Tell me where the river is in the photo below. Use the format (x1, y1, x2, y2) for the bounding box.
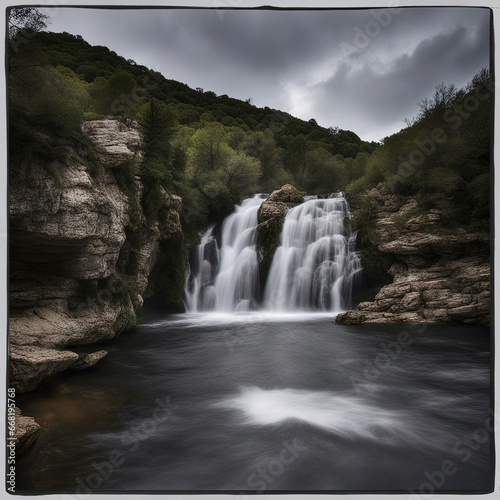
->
(16, 312, 491, 493)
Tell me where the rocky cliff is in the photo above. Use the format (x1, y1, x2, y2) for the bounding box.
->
(9, 119, 183, 394)
(336, 184, 490, 326)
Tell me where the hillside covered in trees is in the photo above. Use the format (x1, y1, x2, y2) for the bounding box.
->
(9, 27, 491, 280)
(9, 30, 380, 240)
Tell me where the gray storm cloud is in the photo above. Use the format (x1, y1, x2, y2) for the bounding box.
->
(46, 6, 490, 142)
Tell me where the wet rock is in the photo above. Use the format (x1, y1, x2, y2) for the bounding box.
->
(257, 184, 304, 284)
(258, 184, 304, 223)
(13, 407, 40, 455)
(68, 350, 108, 371)
(265, 183, 304, 205)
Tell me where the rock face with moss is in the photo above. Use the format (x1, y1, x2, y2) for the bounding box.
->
(336, 184, 490, 326)
(9, 119, 183, 393)
(256, 184, 304, 285)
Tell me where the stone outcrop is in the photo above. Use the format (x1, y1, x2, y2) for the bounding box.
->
(68, 350, 108, 371)
(258, 183, 304, 222)
(257, 184, 304, 285)
(336, 184, 490, 326)
(13, 407, 40, 456)
(9, 119, 183, 393)
(81, 119, 142, 167)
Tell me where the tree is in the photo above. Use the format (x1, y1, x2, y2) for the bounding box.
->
(11, 66, 84, 135)
(137, 98, 178, 187)
(137, 98, 177, 160)
(171, 144, 187, 191)
(8, 7, 49, 38)
(245, 130, 281, 190)
(417, 82, 458, 121)
(76, 64, 100, 83)
(106, 70, 138, 117)
(351, 152, 369, 181)
(220, 150, 261, 198)
(189, 122, 231, 177)
(9, 65, 86, 164)
(56, 65, 92, 112)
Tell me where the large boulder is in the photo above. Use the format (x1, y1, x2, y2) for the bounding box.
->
(256, 185, 304, 286)
(257, 184, 304, 223)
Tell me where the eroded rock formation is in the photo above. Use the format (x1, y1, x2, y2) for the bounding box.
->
(9, 119, 182, 393)
(336, 185, 490, 326)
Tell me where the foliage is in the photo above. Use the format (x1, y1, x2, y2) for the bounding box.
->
(9, 60, 88, 167)
(150, 233, 188, 312)
(113, 159, 142, 230)
(347, 68, 491, 226)
(8, 7, 48, 38)
(11, 31, 376, 183)
(138, 99, 176, 156)
(8, 29, 490, 310)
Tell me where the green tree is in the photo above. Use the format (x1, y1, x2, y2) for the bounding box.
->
(221, 150, 261, 198)
(304, 147, 348, 193)
(137, 98, 179, 188)
(10, 66, 84, 138)
(56, 65, 92, 112)
(138, 98, 177, 161)
(351, 152, 369, 181)
(107, 70, 139, 118)
(76, 64, 100, 83)
(188, 122, 231, 178)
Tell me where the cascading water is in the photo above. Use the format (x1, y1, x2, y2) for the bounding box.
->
(184, 194, 266, 312)
(263, 195, 362, 312)
(185, 192, 361, 313)
(183, 225, 219, 312)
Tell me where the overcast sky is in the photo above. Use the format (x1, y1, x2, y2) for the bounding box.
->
(44, 6, 490, 142)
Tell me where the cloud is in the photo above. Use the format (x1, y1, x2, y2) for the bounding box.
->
(46, 6, 491, 142)
(304, 11, 490, 140)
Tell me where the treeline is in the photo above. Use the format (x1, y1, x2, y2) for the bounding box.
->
(9, 28, 490, 247)
(345, 68, 491, 296)
(9, 30, 379, 242)
(347, 68, 491, 226)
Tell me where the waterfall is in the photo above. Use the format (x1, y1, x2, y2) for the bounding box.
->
(185, 193, 361, 313)
(184, 225, 219, 312)
(184, 194, 266, 312)
(263, 196, 362, 312)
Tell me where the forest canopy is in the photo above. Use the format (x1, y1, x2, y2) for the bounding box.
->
(9, 27, 490, 241)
